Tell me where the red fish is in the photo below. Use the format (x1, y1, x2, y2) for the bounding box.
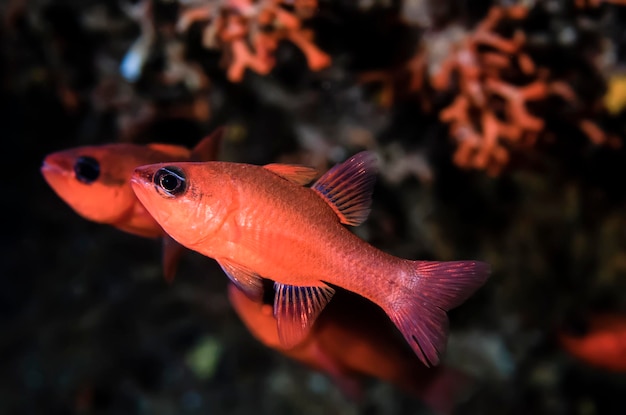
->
(559, 313, 626, 372)
(228, 283, 472, 414)
(130, 152, 490, 366)
(41, 128, 223, 280)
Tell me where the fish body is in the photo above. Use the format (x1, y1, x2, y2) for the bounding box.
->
(165, 162, 397, 295)
(228, 283, 472, 414)
(559, 313, 626, 372)
(131, 152, 490, 366)
(41, 128, 223, 278)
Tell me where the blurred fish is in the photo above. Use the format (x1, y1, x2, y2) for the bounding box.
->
(130, 151, 490, 366)
(228, 283, 473, 414)
(41, 128, 224, 280)
(559, 313, 626, 372)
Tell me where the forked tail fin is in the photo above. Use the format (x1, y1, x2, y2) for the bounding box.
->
(387, 261, 490, 367)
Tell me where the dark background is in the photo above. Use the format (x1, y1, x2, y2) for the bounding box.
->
(3, 0, 626, 414)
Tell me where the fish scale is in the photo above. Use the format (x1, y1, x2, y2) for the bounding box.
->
(232, 179, 389, 296)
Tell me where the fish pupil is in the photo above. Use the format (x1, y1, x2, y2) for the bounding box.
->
(74, 156, 100, 184)
(161, 175, 179, 191)
(154, 166, 186, 197)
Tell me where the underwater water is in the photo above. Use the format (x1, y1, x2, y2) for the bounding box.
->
(3, 1, 626, 414)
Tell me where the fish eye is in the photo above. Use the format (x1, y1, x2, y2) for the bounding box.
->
(154, 166, 187, 197)
(74, 156, 100, 184)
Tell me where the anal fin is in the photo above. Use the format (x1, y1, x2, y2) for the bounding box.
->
(217, 259, 264, 301)
(274, 282, 335, 349)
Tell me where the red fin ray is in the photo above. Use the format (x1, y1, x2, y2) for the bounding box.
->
(274, 282, 335, 349)
(413, 261, 492, 309)
(217, 259, 264, 301)
(263, 164, 319, 185)
(312, 151, 379, 226)
(387, 261, 490, 367)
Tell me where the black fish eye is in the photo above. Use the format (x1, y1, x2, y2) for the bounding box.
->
(74, 156, 100, 184)
(154, 166, 186, 197)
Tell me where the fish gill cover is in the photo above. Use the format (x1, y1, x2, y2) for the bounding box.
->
(4, 0, 626, 414)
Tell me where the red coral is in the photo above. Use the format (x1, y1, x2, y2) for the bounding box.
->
(381, 4, 621, 175)
(178, 0, 330, 82)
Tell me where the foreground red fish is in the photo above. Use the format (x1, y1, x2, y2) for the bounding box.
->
(41, 129, 223, 279)
(130, 152, 490, 366)
(228, 283, 472, 414)
(559, 313, 626, 372)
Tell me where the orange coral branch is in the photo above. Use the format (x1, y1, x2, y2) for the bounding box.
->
(228, 38, 272, 82)
(177, 0, 329, 81)
(286, 29, 331, 71)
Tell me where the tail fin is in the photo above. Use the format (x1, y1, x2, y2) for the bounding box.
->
(387, 261, 490, 367)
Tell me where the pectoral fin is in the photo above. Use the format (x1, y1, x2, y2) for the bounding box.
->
(162, 235, 186, 282)
(217, 259, 264, 300)
(274, 282, 335, 349)
(312, 151, 378, 226)
(264, 164, 319, 185)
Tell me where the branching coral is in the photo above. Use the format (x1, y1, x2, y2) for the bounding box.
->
(176, 0, 330, 82)
(433, 5, 621, 175)
(363, 5, 622, 176)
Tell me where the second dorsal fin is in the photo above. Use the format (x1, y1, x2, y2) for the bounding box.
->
(311, 151, 379, 226)
(264, 164, 319, 185)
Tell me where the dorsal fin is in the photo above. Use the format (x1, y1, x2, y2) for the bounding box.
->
(191, 127, 224, 162)
(264, 164, 319, 185)
(311, 151, 379, 226)
(147, 143, 191, 158)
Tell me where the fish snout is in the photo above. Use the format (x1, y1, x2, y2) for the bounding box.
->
(132, 165, 160, 187)
(130, 165, 159, 198)
(41, 153, 72, 177)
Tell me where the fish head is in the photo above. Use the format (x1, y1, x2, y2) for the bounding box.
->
(41, 144, 139, 224)
(130, 162, 235, 248)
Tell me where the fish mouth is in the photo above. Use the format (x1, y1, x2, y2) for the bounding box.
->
(40, 155, 72, 177)
(130, 165, 155, 186)
(130, 166, 158, 198)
